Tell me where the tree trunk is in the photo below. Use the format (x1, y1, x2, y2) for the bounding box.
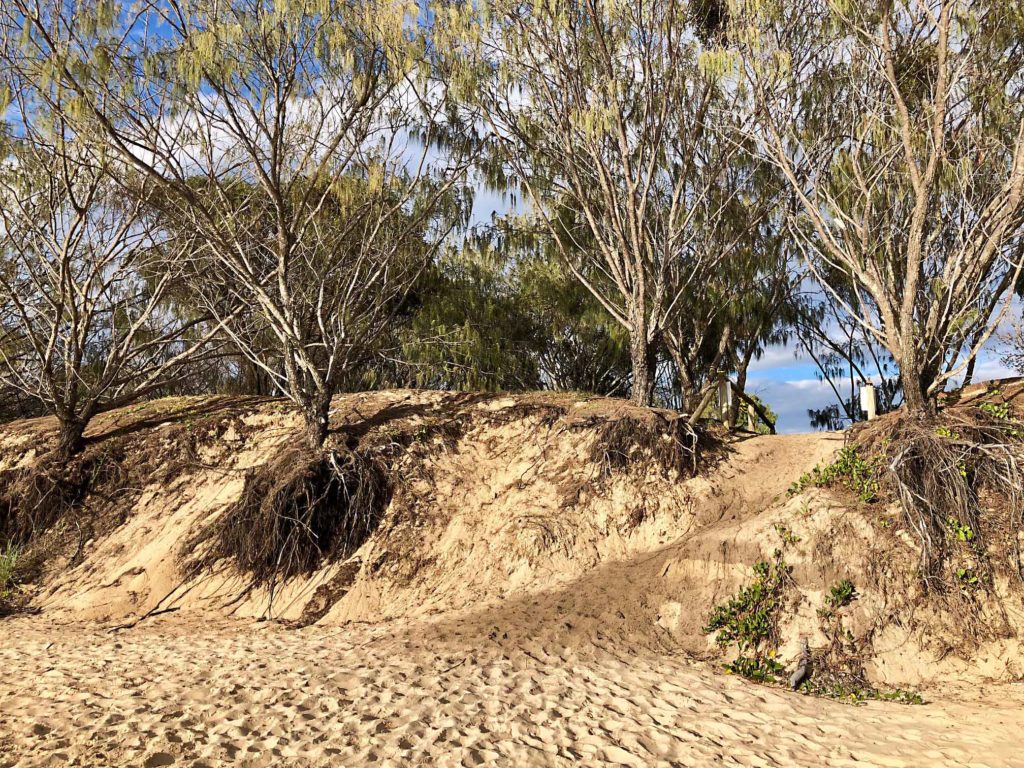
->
(666, 345, 699, 414)
(56, 418, 87, 461)
(629, 331, 656, 407)
(901, 378, 934, 416)
(962, 354, 978, 389)
(301, 393, 331, 451)
(678, 373, 701, 415)
(899, 346, 937, 417)
(729, 355, 753, 427)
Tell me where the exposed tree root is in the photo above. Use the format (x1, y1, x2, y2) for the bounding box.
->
(854, 409, 1024, 591)
(585, 413, 710, 478)
(0, 456, 92, 549)
(184, 446, 392, 587)
(0, 410, 236, 598)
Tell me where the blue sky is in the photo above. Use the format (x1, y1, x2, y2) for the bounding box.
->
(746, 344, 1019, 434)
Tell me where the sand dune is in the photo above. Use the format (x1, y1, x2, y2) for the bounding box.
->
(3, 392, 1024, 766)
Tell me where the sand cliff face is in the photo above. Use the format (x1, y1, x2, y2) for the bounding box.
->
(3, 390, 1024, 690)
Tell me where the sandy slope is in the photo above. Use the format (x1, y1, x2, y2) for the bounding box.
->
(2, 612, 1023, 768)
(3, 392, 1024, 766)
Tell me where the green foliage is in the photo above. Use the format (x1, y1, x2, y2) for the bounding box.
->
(979, 400, 1011, 420)
(394, 254, 542, 392)
(945, 517, 975, 543)
(817, 578, 856, 635)
(737, 393, 780, 435)
(817, 577, 856, 632)
(705, 551, 791, 683)
(387, 242, 631, 396)
(725, 655, 786, 683)
(514, 255, 631, 395)
(799, 678, 923, 706)
(788, 446, 880, 503)
(0, 542, 19, 602)
(976, 394, 1023, 437)
(954, 567, 981, 590)
(773, 523, 800, 545)
(867, 689, 925, 705)
(787, 476, 808, 496)
(825, 579, 856, 610)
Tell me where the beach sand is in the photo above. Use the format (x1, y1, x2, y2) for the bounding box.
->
(2, 611, 1021, 767)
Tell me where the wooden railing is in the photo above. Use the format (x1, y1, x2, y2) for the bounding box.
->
(688, 372, 777, 435)
(731, 382, 777, 435)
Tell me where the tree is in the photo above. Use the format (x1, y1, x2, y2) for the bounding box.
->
(0, 93, 216, 458)
(9, 0, 475, 448)
(384, 244, 544, 392)
(161, 172, 461, 400)
(516, 254, 632, 396)
(377, 233, 632, 396)
(662, 156, 793, 416)
(741, 0, 1024, 415)
(441, 0, 751, 405)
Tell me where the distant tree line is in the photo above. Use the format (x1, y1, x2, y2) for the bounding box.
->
(0, 0, 1021, 454)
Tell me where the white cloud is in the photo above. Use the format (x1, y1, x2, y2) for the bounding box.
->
(749, 344, 803, 371)
(743, 375, 835, 434)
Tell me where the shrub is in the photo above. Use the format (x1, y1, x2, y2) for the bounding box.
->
(788, 446, 880, 503)
(705, 551, 791, 682)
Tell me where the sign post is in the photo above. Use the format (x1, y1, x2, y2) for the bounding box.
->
(860, 383, 877, 421)
(717, 370, 730, 428)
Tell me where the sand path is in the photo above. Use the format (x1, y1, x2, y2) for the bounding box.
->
(2, 613, 1021, 768)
